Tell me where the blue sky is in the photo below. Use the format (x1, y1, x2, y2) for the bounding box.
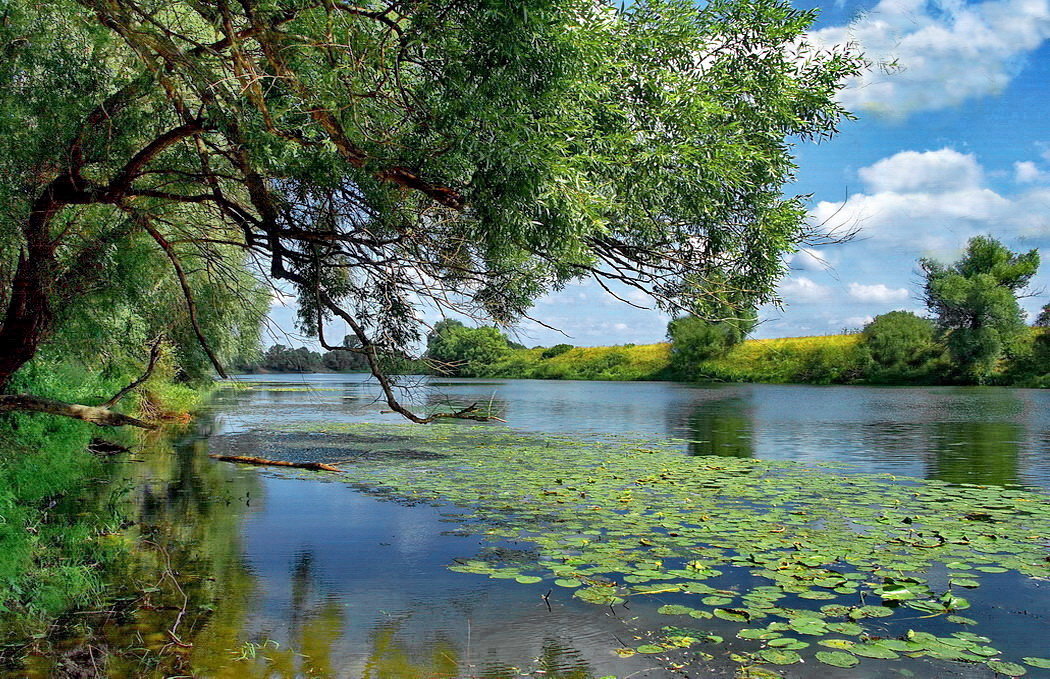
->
(269, 0, 1050, 349)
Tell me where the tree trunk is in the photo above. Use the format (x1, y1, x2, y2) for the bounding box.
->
(0, 394, 156, 429)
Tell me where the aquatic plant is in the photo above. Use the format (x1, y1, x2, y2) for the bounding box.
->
(268, 423, 1050, 676)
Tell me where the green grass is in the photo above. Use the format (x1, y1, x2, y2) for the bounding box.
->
(473, 335, 868, 384)
(693, 334, 869, 384)
(0, 355, 208, 638)
(486, 342, 673, 381)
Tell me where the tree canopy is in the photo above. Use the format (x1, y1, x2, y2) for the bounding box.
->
(921, 236, 1040, 382)
(0, 0, 863, 424)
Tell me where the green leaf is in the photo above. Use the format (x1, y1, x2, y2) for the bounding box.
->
(815, 651, 859, 668)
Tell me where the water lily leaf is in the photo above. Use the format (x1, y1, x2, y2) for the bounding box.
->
(815, 651, 859, 668)
(614, 648, 636, 658)
(702, 595, 735, 606)
(554, 578, 581, 588)
(986, 661, 1026, 676)
(819, 639, 855, 650)
(714, 608, 750, 622)
(826, 622, 863, 635)
(758, 649, 802, 665)
(767, 638, 808, 650)
(657, 604, 694, 616)
(852, 643, 899, 659)
(1022, 658, 1050, 669)
(635, 644, 664, 654)
(738, 628, 780, 640)
(515, 575, 542, 584)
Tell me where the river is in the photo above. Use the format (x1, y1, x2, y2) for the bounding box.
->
(11, 375, 1050, 678)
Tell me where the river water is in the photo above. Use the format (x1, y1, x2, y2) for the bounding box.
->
(15, 375, 1050, 678)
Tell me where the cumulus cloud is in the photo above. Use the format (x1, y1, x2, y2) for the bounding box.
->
(779, 276, 832, 302)
(858, 148, 982, 193)
(1014, 160, 1050, 183)
(810, 148, 1050, 252)
(809, 0, 1050, 117)
(847, 282, 910, 302)
(789, 248, 834, 271)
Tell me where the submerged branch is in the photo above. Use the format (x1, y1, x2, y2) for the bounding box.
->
(209, 454, 342, 472)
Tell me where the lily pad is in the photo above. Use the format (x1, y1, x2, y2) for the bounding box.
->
(816, 651, 859, 668)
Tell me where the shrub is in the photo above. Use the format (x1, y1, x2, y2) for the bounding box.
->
(541, 343, 574, 359)
(861, 311, 941, 381)
(667, 314, 755, 379)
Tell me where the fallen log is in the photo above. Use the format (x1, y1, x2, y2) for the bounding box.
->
(0, 394, 156, 429)
(208, 454, 342, 472)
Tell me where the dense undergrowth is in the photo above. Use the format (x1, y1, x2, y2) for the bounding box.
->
(0, 352, 205, 643)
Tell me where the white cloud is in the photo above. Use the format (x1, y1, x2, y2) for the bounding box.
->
(844, 315, 876, 328)
(858, 148, 982, 193)
(809, 0, 1050, 117)
(779, 276, 832, 302)
(789, 248, 833, 271)
(811, 148, 1050, 252)
(1014, 160, 1050, 183)
(847, 282, 910, 302)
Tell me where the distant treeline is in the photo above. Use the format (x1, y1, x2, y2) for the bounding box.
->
(238, 339, 368, 373)
(248, 236, 1050, 387)
(417, 237, 1050, 387)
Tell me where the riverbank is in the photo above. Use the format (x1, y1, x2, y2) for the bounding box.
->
(0, 363, 208, 648)
(472, 331, 1048, 387)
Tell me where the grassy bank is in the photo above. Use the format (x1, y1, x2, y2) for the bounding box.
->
(0, 356, 206, 641)
(477, 335, 869, 384)
(469, 330, 1046, 386)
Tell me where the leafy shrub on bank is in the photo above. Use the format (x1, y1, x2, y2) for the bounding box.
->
(860, 311, 944, 383)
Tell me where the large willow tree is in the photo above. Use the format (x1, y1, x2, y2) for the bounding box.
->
(0, 0, 862, 424)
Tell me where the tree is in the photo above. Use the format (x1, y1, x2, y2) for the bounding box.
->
(921, 236, 1040, 382)
(860, 311, 940, 380)
(1035, 303, 1050, 328)
(1, 0, 862, 425)
(322, 336, 368, 372)
(425, 322, 511, 376)
(667, 312, 756, 377)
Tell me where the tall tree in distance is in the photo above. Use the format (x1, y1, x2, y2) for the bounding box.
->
(1, 0, 864, 425)
(921, 236, 1040, 383)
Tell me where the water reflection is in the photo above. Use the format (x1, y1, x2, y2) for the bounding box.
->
(929, 421, 1022, 486)
(225, 375, 1050, 488)
(683, 395, 754, 458)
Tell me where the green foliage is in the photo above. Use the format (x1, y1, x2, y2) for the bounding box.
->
(667, 313, 756, 378)
(921, 237, 1040, 383)
(2, 0, 863, 396)
(1034, 303, 1050, 328)
(425, 322, 512, 376)
(860, 311, 943, 382)
(540, 344, 575, 360)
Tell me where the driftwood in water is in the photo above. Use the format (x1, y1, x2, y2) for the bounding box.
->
(209, 454, 342, 472)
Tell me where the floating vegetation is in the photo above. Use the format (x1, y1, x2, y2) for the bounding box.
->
(261, 423, 1050, 676)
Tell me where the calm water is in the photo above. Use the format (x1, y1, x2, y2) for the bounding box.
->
(224, 375, 1050, 488)
(15, 376, 1049, 678)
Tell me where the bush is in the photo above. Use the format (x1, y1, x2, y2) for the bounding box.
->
(541, 343, 574, 359)
(425, 321, 511, 376)
(667, 314, 755, 379)
(861, 311, 942, 381)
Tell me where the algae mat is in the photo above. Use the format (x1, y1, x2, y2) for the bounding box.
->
(251, 423, 1050, 677)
